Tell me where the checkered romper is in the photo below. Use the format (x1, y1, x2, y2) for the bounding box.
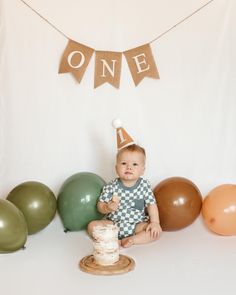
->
(99, 177, 156, 239)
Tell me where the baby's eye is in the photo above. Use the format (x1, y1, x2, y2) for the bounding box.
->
(133, 163, 138, 166)
(121, 162, 126, 165)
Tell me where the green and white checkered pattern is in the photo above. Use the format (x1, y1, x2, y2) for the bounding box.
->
(99, 178, 156, 239)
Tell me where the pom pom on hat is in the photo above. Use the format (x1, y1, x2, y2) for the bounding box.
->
(112, 118, 135, 150)
(112, 118, 122, 129)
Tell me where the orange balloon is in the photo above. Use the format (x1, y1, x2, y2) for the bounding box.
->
(202, 184, 236, 235)
(153, 177, 202, 231)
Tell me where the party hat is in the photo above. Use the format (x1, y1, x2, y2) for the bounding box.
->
(112, 119, 135, 150)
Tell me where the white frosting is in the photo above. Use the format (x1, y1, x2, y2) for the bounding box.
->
(92, 224, 119, 266)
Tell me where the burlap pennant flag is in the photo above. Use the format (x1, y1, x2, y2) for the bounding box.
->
(123, 43, 159, 86)
(58, 39, 94, 83)
(94, 51, 122, 89)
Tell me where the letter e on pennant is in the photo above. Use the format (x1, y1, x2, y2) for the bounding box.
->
(123, 44, 159, 86)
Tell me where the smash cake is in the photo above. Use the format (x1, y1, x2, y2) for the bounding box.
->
(92, 224, 119, 266)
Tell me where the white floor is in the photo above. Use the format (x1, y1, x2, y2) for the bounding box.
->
(1, 215, 236, 295)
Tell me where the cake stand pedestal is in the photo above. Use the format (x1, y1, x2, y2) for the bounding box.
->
(79, 254, 135, 275)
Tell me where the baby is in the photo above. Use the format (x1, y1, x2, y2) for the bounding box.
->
(87, 144, 162, 248)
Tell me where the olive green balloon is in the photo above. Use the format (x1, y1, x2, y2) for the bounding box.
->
(7, 181, 57, 235)
(57, 172, 106, 231)
(0, 199, 28, 253)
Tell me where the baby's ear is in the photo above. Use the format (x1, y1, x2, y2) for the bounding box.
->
(142, 166, 146, 174)
(115, 164, 118, 174)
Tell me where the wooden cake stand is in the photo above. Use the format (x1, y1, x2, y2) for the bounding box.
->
(79, 254, 135, 275)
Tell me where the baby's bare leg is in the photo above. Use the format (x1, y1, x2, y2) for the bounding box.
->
(87, 220, 113, 237)
(121, 222, 157, 248)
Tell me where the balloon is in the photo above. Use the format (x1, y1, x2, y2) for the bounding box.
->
(7, 181, 57, 235)
(153, 177, 202, 231)
(0, 199, 28, 253)
(202, 184, 236, 235)
(57, 172, 106, 231)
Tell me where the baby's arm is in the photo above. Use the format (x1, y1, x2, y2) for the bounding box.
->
(146, 204, 162, 238)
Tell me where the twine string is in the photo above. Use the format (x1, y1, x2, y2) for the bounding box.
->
(19, 0, 69, 39)
(19, 0, 215, 46)
(149, 0, 215, 43)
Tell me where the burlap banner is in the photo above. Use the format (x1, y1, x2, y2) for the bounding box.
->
(21, 0, 215, 88)
(59, 41, 159, 88)
(123, 44, 159, 86)
(58, 40, 94, 83)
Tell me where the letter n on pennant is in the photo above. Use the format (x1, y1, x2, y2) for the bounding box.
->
(123, 44, 159, 86)
(58, 40, 94, 83)
(94, 51, 122, 89)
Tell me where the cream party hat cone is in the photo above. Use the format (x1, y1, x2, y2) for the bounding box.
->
(112, 119, 135, 150)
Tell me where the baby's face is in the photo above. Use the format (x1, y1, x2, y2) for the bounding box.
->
(116, 150, 145, 185)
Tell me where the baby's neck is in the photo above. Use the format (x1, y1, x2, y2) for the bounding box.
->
(119, 178, 140, 188)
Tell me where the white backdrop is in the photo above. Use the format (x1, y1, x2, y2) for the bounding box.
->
(1, 2, 236, 295)
(0, 0, 236, 199)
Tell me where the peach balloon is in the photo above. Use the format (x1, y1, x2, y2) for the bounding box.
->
(202, 184, 236, 235)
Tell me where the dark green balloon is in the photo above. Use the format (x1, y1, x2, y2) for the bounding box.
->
(0, 199, 28, 253)
(57, 172, 106, 231)
(7, 181, 57, 235)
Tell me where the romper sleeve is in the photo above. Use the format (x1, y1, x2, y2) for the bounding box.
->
(99, 180, 115, 203)
(143, 179, 156, 207)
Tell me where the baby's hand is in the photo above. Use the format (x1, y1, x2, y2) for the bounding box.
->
(146, 222, 162, 239)
(107, 201, 119, 212)
(112, 195, 120, 204)
(107, 195, 120, 212)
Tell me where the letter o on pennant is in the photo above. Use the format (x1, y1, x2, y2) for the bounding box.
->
(67, 51, 85, 69)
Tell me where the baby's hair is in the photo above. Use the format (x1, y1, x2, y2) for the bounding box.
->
(116, 144, 146, 160)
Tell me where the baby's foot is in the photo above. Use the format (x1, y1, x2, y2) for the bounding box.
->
(121, 237, 134, 248)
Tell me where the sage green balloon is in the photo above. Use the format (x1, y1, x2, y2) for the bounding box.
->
(0, 199, 28, 253)
(7, 181, 57, 235)
(57, 172, 106, 231)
